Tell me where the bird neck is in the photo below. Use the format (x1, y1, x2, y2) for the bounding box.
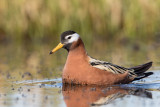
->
(67, 38, 88, 61)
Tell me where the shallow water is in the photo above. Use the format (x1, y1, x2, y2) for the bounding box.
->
(0, 44, 160, 107)
(0, 69, 159, 107)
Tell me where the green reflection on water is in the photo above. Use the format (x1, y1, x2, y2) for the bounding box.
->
(0, 41, 160, 81)
(0, 41, 160, 107)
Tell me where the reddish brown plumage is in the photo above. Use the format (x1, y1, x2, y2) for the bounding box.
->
(50, 31, 152, 85)
(62, 39, 134, 85)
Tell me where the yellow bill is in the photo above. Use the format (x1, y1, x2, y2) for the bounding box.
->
(49, 43, 64, 54)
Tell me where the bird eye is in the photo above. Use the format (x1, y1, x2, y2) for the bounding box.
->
(67, 36, 71, 39)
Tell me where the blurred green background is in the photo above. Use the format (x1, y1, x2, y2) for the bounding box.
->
(0, 1, 160, 106)
(1, 0, 160, 44)
(0, 0, 160, 80)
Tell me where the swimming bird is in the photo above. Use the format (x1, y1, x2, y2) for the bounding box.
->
(50, 30, 153, 85)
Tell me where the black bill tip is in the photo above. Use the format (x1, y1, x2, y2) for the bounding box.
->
(49, 51, 53, 55)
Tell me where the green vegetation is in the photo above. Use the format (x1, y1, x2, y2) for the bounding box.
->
(0, 0, 160, 79)
(0, 0, 160, 45)
(0, 3, 159, 101)
(0, 2, 159, 106)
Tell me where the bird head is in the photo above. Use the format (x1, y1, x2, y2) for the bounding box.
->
(50, 30, 80, 54)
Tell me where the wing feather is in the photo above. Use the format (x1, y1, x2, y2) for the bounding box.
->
(88, 56, 137, 77)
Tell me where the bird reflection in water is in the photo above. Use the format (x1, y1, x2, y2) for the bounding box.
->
(62, 84, 152, 107)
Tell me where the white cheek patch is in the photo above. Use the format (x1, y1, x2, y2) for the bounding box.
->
(67, 33, 80, 43)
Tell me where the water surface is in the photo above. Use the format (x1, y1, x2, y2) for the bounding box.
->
(0, 44, 160, 107)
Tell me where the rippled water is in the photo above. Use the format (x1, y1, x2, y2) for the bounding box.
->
(0, 69, 159, 107)
(0, 44, 160, 107)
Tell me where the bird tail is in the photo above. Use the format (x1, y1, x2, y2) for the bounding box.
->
(129, 62, 153, 80)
